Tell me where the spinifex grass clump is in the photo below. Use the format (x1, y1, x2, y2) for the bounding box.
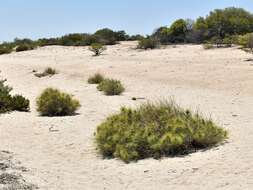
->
(88, 73, 105, 84)
(36, 88, 81, 116)
(97, 79, 125, 95)
(96, 101, 228, 162)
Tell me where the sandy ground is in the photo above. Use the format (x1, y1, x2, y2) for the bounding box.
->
(0, 41, 253, 190)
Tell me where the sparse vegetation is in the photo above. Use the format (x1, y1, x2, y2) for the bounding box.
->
(34, 67, 57, 78)
(88, 73, 105, 84)
(36, 88, 81, 116)
(96, 100, 228, 162)
(0, 77, 30, 113)
(89, 43, 106, 56)
(97, 79, 125, 95)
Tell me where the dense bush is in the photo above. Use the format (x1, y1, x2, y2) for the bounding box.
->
(0, 79, 12, 113)
(89, 43, 106, 56)
(11, 95, 30, 112)
(238, 33, 253, 53)
(36, 88, 81, 116)
(0, 78, 30, 113)
(97, 79, 125, 95)
(137, 38, 158, 50)
(88, 73, 105, 84)
(0, 43, 14, 55)
(16, 44, 32, 52)
(96, 101, 228, 162)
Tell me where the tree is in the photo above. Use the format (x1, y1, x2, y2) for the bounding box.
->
(89, 43, 106, 56)
(205, 7, 253, 38)
(169, 19, 188, 43)
(94, 28, 117, 45)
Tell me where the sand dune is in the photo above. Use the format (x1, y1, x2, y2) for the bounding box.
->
(0, 42, 253, 189)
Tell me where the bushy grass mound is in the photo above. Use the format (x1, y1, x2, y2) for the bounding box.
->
(36, 88, 80, 116)
(88, 73, 105, 84)
(0, 79, 30, 113)
(97, 79, 124, 95)
(96, 101, 228, 162)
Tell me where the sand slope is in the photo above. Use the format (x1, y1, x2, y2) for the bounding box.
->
(0, 42, 253, 189)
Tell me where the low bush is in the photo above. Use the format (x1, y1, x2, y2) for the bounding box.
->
(203, 43, 214, 49)
(0, 44, 13, 55)
(11, 95, 30, 112)
(34, 67, 57, 78)
(137, 38, 158, 50)
(97, 79, 125, 95)
(16, 44, 36, 52)
(89, 43, 106, 56)
(96, 100, 228, 162)
(88, 73, 105, 84)
(0, 78, 30, 113)
(36, 88, 81, 116)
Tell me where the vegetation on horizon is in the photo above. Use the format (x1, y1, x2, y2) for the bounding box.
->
(96, 100, 228, 162)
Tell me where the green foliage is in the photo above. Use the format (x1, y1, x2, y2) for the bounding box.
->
(0, 79, 12, 113)
(36, 88, 81, 116)
(169, 19, 188, 43)
(96, 101, 228, 162)
(11, 95, 30, 112)
(0, 78, 30, 113)
(97, 79, 125, 95)
(153, 7, 253, 44)
(0, 43, 14, 55)
(89, 43, 106, 56)
(238, 33, 253, 53)
(88, 73, 105, 84)
(137, 38, 158, 50)
(94, 28, 117, 45)
(16, 44, 35, 52)
(203, 43, 214, 50)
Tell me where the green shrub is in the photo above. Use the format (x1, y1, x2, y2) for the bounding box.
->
(34, 67, 57, 78)
(16, 44, 36, 52)
(88, 73, 105, 84)
(96, 101, 228, 162)
(137, 38, 158, 50)
(0, 79, 12, 113)
(0, 78, 30, 113)
(97, 79, 125, 95)
(36, 88, 81, 116)
(203, 43, 214, 49)
(11, 95, 30, 112)
(89, 43, 106, 56)
(0, 44, 13, 55)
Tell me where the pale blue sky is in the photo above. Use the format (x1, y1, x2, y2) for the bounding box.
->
(1, 0, 253, 42)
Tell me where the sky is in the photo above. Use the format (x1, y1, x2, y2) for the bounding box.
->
(0, 0, 253, 42)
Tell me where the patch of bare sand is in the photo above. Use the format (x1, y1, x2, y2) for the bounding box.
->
(0, 42, 253, 189)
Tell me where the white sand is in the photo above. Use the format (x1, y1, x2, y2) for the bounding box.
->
(0, 42, 253, 189)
